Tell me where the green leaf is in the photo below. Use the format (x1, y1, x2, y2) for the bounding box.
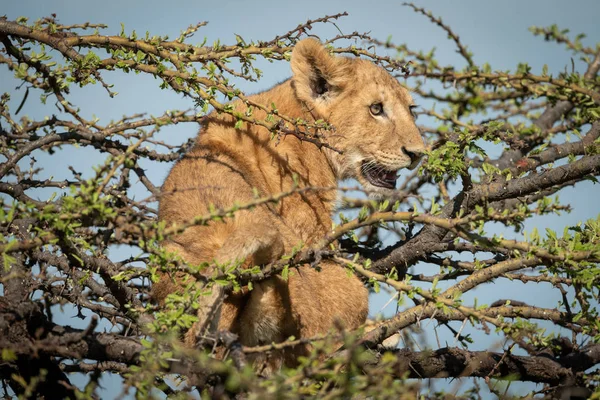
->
(281, 265, 289, 281)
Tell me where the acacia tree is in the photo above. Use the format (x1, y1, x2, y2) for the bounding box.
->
(0, 5, 599, 399)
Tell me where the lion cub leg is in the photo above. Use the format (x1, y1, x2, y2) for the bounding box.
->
(185, 211, 286, 347)
(287, 262, 369, 359)
(237, 276, 292, 375)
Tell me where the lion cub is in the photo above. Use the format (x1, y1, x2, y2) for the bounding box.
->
(153, 39, 425, 369)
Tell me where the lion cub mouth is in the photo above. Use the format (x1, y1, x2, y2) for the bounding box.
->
(360, 162, 398, 189)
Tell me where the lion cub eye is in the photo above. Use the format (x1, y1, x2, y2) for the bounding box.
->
(369, 103, 384, 116)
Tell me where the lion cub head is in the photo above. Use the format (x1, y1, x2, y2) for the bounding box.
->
(291, 39, 425, 196)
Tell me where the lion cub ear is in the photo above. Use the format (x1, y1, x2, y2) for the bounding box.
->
(291, 39, 351, 110)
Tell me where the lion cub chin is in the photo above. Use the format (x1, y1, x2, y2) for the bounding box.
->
(153, 38, 425, 372)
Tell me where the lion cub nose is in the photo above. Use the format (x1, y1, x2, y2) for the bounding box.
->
(403, 147, 425, 165)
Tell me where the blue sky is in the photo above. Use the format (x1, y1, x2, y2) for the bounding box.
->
(2, 1, 599, 398)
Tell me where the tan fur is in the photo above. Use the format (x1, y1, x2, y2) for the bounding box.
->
(152, 39, 425, 370)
